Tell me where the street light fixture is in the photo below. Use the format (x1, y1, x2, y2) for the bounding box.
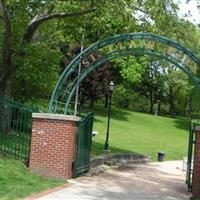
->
(104, 81, 115, 151)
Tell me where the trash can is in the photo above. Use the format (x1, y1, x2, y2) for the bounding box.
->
(158, 152, 165, 162)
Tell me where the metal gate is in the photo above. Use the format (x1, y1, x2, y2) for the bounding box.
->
(186, 120, 195, 190)
(74, 112, 94, 177)
(186, 119, 200, 190)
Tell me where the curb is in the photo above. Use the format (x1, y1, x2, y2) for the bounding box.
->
(23, 183, 70, 200)
(90, 153, 150, 168)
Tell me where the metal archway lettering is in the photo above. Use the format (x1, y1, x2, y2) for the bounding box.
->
(48, 33, 200, 114)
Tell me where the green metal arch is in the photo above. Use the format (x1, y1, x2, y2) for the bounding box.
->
(49, 33, 200, 114)
(64, 48, 200, 113)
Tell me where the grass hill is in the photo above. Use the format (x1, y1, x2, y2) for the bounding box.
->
(91, 106, 189, 161)
(0, 158, 64, 200)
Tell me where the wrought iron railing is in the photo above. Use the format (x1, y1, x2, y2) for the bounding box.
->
(0, 97, 38, 163)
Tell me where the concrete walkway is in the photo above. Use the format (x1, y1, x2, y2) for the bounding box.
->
(32, 161, 191, 200)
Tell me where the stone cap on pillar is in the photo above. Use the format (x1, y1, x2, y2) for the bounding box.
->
(32, 113, 81, 122)
(195, 126, 200, 132)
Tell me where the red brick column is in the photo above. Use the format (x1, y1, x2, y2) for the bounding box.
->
(192, 126, 200, 198)
(29, 113, 80, 180)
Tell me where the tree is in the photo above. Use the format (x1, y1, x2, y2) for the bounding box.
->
(136, 59, 165, 114)
(0, 0, 95, 99)
(0, 0, 95, 133)
(162, 64, 191, 117)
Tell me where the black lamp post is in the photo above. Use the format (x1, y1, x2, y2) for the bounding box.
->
(104, 81, 115, 151)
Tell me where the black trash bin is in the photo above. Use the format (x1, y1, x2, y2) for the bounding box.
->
(158, 152, 165, 162)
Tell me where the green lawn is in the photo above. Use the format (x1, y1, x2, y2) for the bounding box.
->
(0, 158, 64, 200)
(91, 106, 189, 160)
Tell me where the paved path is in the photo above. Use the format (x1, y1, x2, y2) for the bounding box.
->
(33, 161, 190, 200)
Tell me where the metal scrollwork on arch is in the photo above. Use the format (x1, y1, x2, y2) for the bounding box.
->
(48, 32, 200, 114)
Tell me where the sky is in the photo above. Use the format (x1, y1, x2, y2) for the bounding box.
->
(176, 0, 200, 24)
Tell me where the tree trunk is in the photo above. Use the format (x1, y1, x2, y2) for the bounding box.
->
(89, 96, 95, 108)
(158, 101, 161, 115)
(0, 99, 12, 134)
(0, 0, 13, 98)
(22, 8, 96, 43)
(0, 0, 13, 133)
(168, 86, 176, 118)
(183, 100, 188, 116)
(0, 73, 12, 97)
(149, 90, 154, 113)
(0, 77, 12, 134)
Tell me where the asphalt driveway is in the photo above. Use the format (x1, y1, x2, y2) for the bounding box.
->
(30, 161, 190, 200)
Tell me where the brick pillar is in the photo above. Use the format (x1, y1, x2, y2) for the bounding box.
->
(29, 113, 80, 180)
(192, 126, 200, 198)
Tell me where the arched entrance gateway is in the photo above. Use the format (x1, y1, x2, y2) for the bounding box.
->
(48, 32, 200, 194)
(34, 33, 200, 198)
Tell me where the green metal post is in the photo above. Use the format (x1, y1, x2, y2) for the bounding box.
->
(104, 90, 113, 151)
(186, 100, 194, 190)
(104, 81, 115, 151)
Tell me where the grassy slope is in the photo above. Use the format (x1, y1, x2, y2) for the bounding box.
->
(91, 106, 189, 160)
(0, 158, 64, 200)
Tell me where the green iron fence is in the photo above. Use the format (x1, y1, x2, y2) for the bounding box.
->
(0, 97, 38, 163)
(74, 112, 94, 177)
